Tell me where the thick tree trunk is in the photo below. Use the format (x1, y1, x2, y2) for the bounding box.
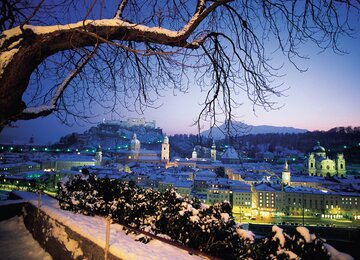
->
(0, 31, 153, 128)
(0, 21, 202, 128)
(0, 0, 231, 127)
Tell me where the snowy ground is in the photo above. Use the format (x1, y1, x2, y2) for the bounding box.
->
(0, 192, 203, 260)
(0, 216, 52, 260)
(0, 190, 9, 201)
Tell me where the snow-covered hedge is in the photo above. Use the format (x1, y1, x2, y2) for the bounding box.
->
(58, 174, 336, 259)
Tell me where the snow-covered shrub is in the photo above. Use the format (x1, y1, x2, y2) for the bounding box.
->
(58, 174, 98, 216)
(254, 225, 329, 260)
(288, 226, 329, 259)
(58, 175, 340, 259)
(153, 189, 240, 257)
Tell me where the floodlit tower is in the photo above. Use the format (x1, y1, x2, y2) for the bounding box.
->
(161, 135, 170, 162)
(282, 160, 291, 186)
(95, 145, 102, 165)
(192, 147, 197, 160)
(336, 153, 346, 177)
(307, 153, 316, 176)
(210, 140, 217, 161)
(130, 133, 141, 152)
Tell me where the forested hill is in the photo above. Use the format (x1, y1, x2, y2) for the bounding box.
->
(170, 127, 360, 163)
(235, 127, 360, 162)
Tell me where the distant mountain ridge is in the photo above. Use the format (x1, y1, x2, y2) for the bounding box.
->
(201, 122, 308, 140)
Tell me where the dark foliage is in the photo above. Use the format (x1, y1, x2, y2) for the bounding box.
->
(58, 175, 332, 259)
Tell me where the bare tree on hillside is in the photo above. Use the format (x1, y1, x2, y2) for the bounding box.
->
(0, 0, 359, 133)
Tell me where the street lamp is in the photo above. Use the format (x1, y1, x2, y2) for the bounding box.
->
(302, 193, 305, 226)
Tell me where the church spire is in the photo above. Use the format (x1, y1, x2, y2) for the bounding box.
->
(161, 134, 170, 162)
(192, 147, 197, 159)
(284, 160, 289, 172)
(282, 160, 291, 186)
(211, 140, 216, 161)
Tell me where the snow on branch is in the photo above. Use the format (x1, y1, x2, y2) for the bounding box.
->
(2, 0, 233, 51)
(114, 0, 128, 19)
(178, 0, 232, 41)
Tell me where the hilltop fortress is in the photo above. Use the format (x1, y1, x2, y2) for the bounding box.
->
(100, 118, 156, 129)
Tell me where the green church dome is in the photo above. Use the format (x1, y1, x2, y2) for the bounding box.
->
(313, 141, 325, 153)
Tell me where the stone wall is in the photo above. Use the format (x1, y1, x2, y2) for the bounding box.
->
(0, 202, 120, 260)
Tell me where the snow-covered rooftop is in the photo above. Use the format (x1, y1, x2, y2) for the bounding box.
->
(221, 146, 239, 159)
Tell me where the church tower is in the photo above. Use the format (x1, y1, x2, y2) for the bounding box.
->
(210, 140, 217, 161)
(130, 133, 141, 152)
(95, 145, 102, 166)
(192, 147, 197, 160)
(307, 153, 316, 176)
(161, 135, 170, 162)
(336, 153, 346, 177)
(282, 160, 291, 185)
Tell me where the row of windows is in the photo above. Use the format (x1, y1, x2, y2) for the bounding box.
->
(209, 190, 230, 194)
(233, 200, 251, 206)
(208, 194, 229, 198)
(234, 196, 251, 200)
(260, 199, 274, 203)
(259, 192, 275, 196)
(259, 203, 275, 208)
(1, 165, 35, 171)
(342, 197, 357, 201)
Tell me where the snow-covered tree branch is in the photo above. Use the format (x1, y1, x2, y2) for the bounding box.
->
(0, 0, 359, 132)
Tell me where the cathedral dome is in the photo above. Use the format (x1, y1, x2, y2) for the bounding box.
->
(313, 141, 325, 153)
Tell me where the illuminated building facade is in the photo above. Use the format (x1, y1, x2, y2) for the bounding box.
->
(283, 186, 360, 220)
(253, 184, 283, 218)
(232, 187, 252, 218)
(0, 162, 40, 175)
(305, 142, 346, 177)
(207, 188, 231, 204)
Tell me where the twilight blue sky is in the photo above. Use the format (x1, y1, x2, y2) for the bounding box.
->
(1, 4, 360, 145)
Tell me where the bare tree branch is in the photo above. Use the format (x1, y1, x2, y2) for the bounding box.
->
(19, 0, 45, 31)
(0, 0, 359, 135)
(114, 0, 128, 19)
(18, 44, 98, 119)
